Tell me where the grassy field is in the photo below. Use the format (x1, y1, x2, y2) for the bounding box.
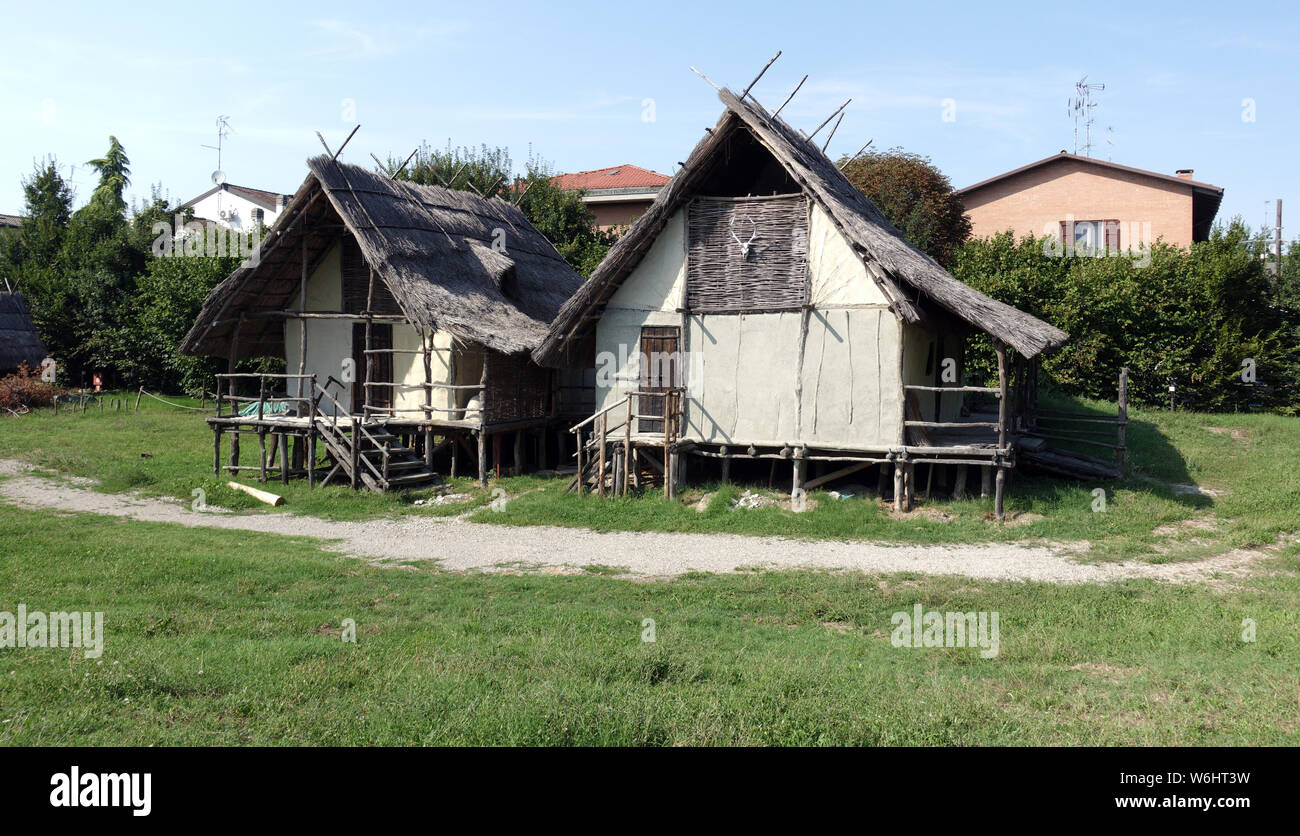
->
(1, 394, 1298, 744)
(1, 501, 1297, 746)
(1, 390, 1297, 560)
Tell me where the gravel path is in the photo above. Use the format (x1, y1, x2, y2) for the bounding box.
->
(0, 460, 1265, 584)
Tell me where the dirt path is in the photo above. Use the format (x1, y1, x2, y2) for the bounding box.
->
(0, 460, 1267, 584)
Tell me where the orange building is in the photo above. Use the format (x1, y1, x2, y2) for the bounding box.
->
(553, 164, 669, 231)
(957, 152, 1223, 252)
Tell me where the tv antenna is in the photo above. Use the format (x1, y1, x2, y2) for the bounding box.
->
(1067, 77, 1104, 156)
(201, 116, 232, 212)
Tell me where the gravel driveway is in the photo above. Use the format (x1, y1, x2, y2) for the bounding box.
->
(0, 459, 1265, 584)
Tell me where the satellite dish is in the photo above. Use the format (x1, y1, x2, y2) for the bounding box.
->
(211, 170, 227, 186)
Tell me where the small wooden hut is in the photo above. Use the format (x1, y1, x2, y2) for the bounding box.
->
(533, 87, 1072, 515)
(180, 157, 585, 491)
(0, 291, 48, 375)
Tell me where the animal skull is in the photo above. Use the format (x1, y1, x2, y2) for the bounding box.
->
(730, 215, 758, 258)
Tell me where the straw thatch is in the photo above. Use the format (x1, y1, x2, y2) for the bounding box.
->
(181, 157, 584, 359)
(534, 88, 1068, 366)
(0, 292, 47, 373)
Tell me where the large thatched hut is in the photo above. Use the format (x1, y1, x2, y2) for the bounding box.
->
(534, 87, 1073, 515)
(180, 157, 585, 491)
(0, 291, 48, 375)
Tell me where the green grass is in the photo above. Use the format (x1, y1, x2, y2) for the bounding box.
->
(1, 501, 1297, 745)
(2, 389, 1297, 560)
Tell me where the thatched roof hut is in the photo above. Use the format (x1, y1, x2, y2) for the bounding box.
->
(0, 292, 47, 374)
(534, 87, 1068, 367)
(181, 157, 583, 360)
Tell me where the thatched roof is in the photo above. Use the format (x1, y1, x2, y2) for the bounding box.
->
(181, 157, 584, 359)
(534, 88, 1068, 366)
(0, 292, 47, 373)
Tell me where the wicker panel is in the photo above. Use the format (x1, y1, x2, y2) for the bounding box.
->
(687, 195, 809, 312)
(485, 351, 550, 424)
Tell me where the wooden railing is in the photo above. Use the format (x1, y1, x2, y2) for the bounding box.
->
(570, 388, 684, 498)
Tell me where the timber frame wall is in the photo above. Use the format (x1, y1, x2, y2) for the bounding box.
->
(207, 250, 565, 490)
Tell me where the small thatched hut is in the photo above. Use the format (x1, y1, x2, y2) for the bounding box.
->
(0, 291, 48, 375)
(534, 87, 1071, 514)
(180, 156, 585, 491)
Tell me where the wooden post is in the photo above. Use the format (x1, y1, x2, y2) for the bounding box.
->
(893, 458, 905, 512)
(623, 397, 632, 494)
(953, 463, 968, 500)
(903, 463, 914, 512)
(477, 430, 487, 487)
(279, 432, 289, 484)
(423, 330, 434, 470)
(792, 456, 806, 511)
(980, 465, 992, 498)
(1117, 366, 1129, 479)
(212, 426, 221, 476)
(307, 375, 317, 488)
(513, 430, 524, 477)
(298, 235, 308, 402)
(350, 417, 359, 490)
(995, 341, 1009, 451)
(364, 267, 376, 416)
(258, 431, 268, 482)
(877, 462, 889, 498)
(597, 413, 607, 498)
(720, 446, 730, 484)
(994, 466, 1006, 519)
(575, 428, 584, 495)
(662, 391, 672, 499)
(135, 387, 143, 409)
(229, 429, 240, 475)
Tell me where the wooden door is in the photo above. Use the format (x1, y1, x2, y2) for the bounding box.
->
(351, 323, 393, 414)
(638, 326, 679, 434)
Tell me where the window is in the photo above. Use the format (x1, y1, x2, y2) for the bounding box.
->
(1059, 219, 1121, 255)
(251, 207, 265, 225)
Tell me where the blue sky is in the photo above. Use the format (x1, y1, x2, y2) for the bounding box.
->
(1, 0, 1295, 233)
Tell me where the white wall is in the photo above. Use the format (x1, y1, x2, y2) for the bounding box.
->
(593, 203, 907, 450)
(284, 241, 457, 417)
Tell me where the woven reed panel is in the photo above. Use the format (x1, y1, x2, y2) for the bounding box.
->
(687, 195, 809, 312)
(484, 351, 550, 423)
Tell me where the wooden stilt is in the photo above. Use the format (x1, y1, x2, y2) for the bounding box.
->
(902, 463, 914, 512)
(212, 427, 221, 476)
(279, 433, 289, 484)
(229, 430, 240, 476)
(720, 446, 730, 484)
(893, 460, 904, 512)
(514, 430, 524, 477)
(792, 457, 807, 511)
(877, 462, 890, 498)
(477, 431, 488, 487)
(994, 466, 1006, 519)
(953, 464, 968, 500)
(981, 465, 992, 498)
(258, 432, 268, 482)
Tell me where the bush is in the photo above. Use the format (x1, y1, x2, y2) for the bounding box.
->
(0, 362, 65, 411)
(951, 223, 1300, 412)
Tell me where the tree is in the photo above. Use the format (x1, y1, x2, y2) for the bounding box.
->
(840, 148, 971, 267)
(85, 135, 131, 216)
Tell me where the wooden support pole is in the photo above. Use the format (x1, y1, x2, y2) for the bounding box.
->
(981, 465, 992, 498)
(575, 428, 584, 495)
(995, 341, 1009, 451)
(298, 234, 308, 401)
(903, 463, 914, 512)
(212, 426, 221, 476)
(953, 464, 968, 500)
(477, 430, 488, 487)
(893, 459, 904, 512)
(994, 466, 1006, 519)
(229, 428, 240, 476)
(877, 462, 890, 498)
(364, 268, 376, 415)
(1117, 366, 1129, 479)
(792, 456, 807, 511)
(514, 430, 524, 477)
(720, 445, 730, 484)
(258, 431, 268, 482)
(597, 413, 607, 498)
(280, 432, 289, 484)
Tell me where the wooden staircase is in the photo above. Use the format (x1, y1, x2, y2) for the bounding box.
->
(313, 382, 439, 493)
